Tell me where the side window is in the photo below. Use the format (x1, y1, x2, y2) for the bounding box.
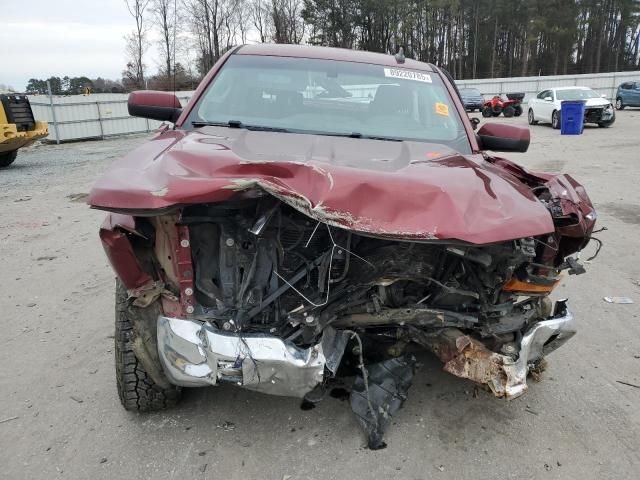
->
(621, 83, 632, 90)
(537, 90, 549, 99)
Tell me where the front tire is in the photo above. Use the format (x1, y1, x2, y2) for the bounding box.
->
(598, 118, 615, 128)
(551, 110, 561, 129)
(528, 108, 538, 125)
(115, 279, 181, 411)
(481, 106, 493, 118)
(0, 150, 17, 168)
(615, 98, 624, 110)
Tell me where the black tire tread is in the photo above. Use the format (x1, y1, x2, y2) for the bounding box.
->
(0, 151, 18, 168)
(115, 280, 181, 411)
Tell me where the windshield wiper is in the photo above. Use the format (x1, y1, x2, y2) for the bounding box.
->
(192, 121, 402, 141)
(313, 131, 403, 142)
(191, 120, 290, 132)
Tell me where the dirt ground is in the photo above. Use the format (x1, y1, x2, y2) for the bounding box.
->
(1, 111, 639, 480)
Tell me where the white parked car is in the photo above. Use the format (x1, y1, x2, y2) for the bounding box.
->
(528, 86, 615, 129)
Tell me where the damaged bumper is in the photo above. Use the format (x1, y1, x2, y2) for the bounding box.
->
(158, 303, 575, 401)
(157, 316, 339, 398)
(585, 105, 615, 123)
(431, 301, 576, 399)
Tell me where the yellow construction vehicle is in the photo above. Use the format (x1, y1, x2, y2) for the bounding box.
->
(0, 93, 48, 168)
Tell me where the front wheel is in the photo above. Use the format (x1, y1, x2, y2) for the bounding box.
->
(598, 118, 615, 128)
(0, 150, 18, 168)
(115, 279, 181, 411)
(615, 98, 624, 110)
(528, 108, 538, 125)
(551, 110, 561, 129)
(481, 106, 493, 118)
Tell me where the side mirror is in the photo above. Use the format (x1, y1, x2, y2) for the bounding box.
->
(477, 123, 530, 153)
(128, 90, 182, 123)
(544, 96, 553, 102)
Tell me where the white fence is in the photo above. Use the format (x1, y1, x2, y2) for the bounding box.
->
(28, 92, 194, 143)
(28, 69, 640, 142)
(456, 70, 640, 102)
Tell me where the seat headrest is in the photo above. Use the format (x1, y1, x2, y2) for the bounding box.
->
(370, 85, 412, 115)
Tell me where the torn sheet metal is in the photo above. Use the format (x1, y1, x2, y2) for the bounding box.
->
(438, 334, 521, 398)
(99, 214, 152, 290)
(425, 306, 576, 399)
(88, 128, 561, 243)
(350, 355, 416, 450)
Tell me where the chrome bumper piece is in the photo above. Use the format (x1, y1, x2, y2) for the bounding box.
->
(157, 316, 327, 398)
(439, 303, 576, 399)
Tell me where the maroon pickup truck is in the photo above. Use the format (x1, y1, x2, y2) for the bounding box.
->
(89, 44, 596, 449)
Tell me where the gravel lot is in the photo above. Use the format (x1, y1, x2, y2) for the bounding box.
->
(1, 111, 639, 480)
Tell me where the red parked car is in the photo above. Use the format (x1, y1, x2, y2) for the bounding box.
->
(89, 45, 596, 449)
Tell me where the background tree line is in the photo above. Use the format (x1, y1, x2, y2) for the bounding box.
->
(26, 0, 640, 94)
(25, 76, 126, 95)
(302, 0, 640, 79)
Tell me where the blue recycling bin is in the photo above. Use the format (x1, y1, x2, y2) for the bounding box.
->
(560, 100, 586, 135)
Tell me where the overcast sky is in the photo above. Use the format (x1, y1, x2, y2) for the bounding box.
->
(0, 0, 166, 91)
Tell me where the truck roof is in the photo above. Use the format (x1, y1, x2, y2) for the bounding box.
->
(236, 44, 436, 72)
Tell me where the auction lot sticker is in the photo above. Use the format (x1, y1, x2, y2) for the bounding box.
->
(384, 68, 432, 83)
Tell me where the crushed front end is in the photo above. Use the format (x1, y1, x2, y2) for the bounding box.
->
(585, 104, 615, 124)
(98, 167, 596, 446)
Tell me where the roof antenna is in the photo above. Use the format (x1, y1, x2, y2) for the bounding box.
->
(172, 0, 177, 108)
(395, 47, 405, 64)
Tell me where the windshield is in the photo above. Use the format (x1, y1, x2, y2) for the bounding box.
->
(188, 55, 471, 153)
(556, 88, 600, 101)
(460, 88, 481, 96)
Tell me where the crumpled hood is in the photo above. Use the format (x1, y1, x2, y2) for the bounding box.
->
(89, 127, 555, 244)
(583, 97, 611, 107)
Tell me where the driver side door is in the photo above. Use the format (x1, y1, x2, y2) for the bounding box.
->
(631, 82, 640, 107)
(536, 90, 555, 122)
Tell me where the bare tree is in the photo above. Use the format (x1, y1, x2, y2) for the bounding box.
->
(152, 0, 177, 79)
(272, 0, 304, 44)
(124, 0, 152, 88)
(250, 0, 272, 42)
(234, 0, 250, 44)
(183, 0, 241, 75)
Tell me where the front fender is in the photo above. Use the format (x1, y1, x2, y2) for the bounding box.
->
(99, 213, 153, 290)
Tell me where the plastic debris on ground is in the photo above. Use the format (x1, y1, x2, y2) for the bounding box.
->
(603, 296, 634, 304)
(350, 355, 416, 450)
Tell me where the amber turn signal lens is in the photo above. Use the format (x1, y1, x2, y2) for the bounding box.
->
(502, 277, 559, 294)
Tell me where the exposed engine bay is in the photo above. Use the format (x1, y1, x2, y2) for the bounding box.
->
(109, 190, 596, 448)
(184, 199, 553, 342)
